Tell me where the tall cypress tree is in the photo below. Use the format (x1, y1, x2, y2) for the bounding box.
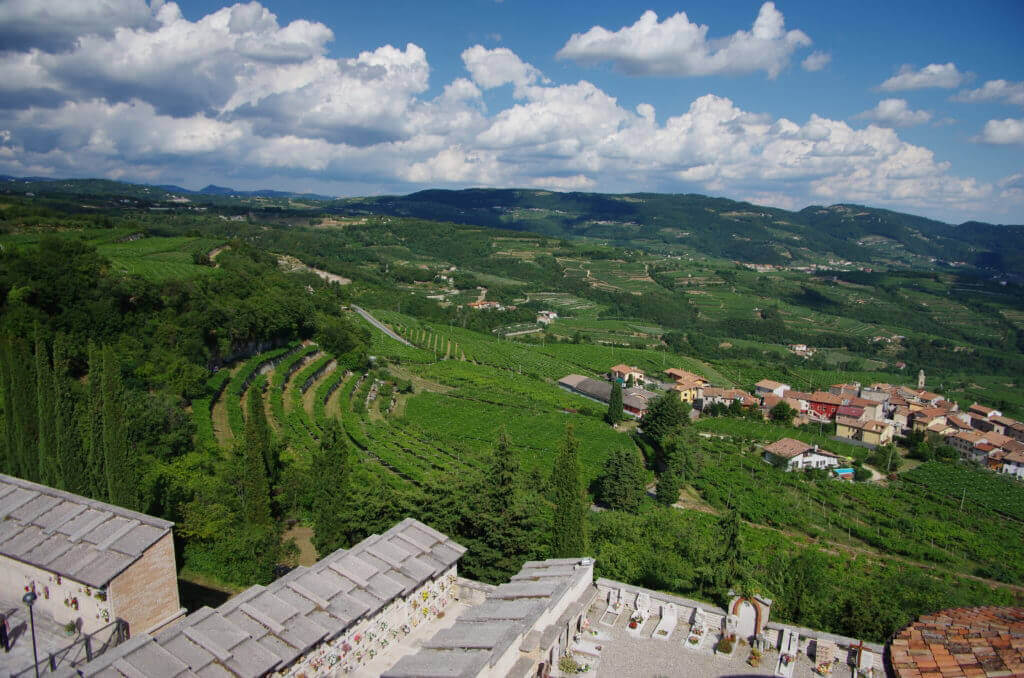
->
(9, 337, 38, 481)
(101, 346, 136, 509)
(487, 431, 517, 514)
(550, 424, 587, 558)
(0, 337, 16, 475)
(246, 378, 276, 485)
(237, 376, 273, 527)
(310, 418, 351, 556)
(717, 510, 748, 597)
(84, 343, 106, 498)
(35, 334, 57, 486)
(605, 381, 624, 424)
(596, 447, 646, 512)
(52, 333, 82, 493)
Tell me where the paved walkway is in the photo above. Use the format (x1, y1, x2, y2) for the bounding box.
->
(580, 604, 856, 678)
(352, 305, 413, 346)
(0, 597, 108, 676)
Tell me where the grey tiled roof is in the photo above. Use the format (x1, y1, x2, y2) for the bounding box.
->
(0, 473, 173, 588)
(382, 558, 593, 678)
(79, 518, 466, 678)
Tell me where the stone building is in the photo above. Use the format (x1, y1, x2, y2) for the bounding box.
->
(0, 473, 184, 637)
(76, 518, 466, 677)
(383, 557, 596, 678)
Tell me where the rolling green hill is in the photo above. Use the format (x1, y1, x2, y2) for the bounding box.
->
(338, 188, 1024, 274)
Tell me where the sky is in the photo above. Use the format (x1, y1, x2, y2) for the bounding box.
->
(1, 1, 1023, 224)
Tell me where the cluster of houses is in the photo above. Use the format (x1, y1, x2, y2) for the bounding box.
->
(756, 378, 1024, 479)
(465, 300, 516, 311)
(559, 363, 1024, 481)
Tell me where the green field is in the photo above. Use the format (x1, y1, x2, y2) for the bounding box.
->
(97, 236, 224, 281)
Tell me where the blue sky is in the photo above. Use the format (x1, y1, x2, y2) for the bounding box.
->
(1, 0, 1022, 223)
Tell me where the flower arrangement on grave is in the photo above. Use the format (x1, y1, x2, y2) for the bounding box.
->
(341, 642, 352, 654)
(749, 648, 763, 668)
(327, 654, 340, 666)
(381, 638, 389, 648)
(781, 653, 794, 667)
(353, 633, 362, 644)
(401, 624, 411, 635)
(95, 590, 106, 601)
(410, 599, 419, 609)
(366, 631, 376, 642)
(421, 590, 429, 601)
(421, 607, 428, 616)
(368, 649, 376, 659)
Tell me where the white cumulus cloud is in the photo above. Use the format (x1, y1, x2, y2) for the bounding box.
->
(555, 2, 812, 78)
(801, 51, 831, 72)
(855, 99, 932, 127)
(879, 63, 966, 91)
(975, 118, 1024, 145)
(461, 45, 545, 90)
(954, 80, 1024, 107)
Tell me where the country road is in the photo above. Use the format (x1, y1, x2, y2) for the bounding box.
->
(352, 305, 413, 346)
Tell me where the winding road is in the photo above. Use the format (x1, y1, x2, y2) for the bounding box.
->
(352, 305, 413, 346)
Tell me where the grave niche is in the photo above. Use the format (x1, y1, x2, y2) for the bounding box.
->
(728, 592, 772, 642)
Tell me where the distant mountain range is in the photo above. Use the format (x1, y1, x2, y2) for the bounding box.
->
(3, 176, 1021, 275)
(0, 176, 333, 200)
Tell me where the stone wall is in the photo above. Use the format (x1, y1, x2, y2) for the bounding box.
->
(455, 576, 495, 606)
(108, 532, 183, 635)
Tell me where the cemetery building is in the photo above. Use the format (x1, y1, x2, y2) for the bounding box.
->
(382, 558, 596, 678)
(76, 518, 465, 678)
(0, 473, 184, 638)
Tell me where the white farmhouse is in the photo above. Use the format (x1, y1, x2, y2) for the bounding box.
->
(763, 438, 842, 471)
(754, 379, 790, 398)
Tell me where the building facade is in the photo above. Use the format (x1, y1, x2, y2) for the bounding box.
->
(0, 474, 184, 636)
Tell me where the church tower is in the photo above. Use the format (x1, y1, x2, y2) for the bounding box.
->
(918, 369, 926, 390)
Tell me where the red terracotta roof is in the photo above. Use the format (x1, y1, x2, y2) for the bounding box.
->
(755, 379, 786, 390)
(836, 405, 864, 418)
(969, 402, 998, 416)
(888, 607, 1024, 678)
(666, 368, 707, 383)
(763, 438, 813, 459)
(809, 391, 843, 405)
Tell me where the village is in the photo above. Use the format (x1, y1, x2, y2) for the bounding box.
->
(558, 365, 1024, 482)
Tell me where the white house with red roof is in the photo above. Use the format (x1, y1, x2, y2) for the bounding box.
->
(762, 438, 842, 472)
